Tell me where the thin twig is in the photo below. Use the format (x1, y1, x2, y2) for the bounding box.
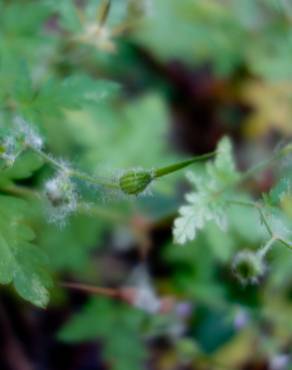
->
(61, 282, 119, 298)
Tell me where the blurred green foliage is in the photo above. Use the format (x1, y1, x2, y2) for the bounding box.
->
(0, 0, 291, 369)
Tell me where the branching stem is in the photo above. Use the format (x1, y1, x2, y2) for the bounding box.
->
(257, 237, 277, 259)
(228, 199, 292, 250)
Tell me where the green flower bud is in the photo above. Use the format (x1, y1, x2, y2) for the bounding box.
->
(118, 152, 217, 196)
(232, 250, 265, 285)
(119, 170, 153, 195)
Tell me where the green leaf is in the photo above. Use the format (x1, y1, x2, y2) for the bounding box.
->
(0, 57, 34, 105)
(0, 2, 53, 66)
(263, 206, 292, 241)
(51, 0, 127, 32)
(34, 75, 120, 117)
(0, 196, 51, 307)
(268, 174, 292, 207)
(77, 94, 178, 169)
(163, 237, 226, 304)
(59, 297, 147, 370)
(0, 2, 49, 35)
(46, 0, 82, 33)
(173, 137, 239, 244)
(0, 151, 44, 182)
(38, 214, 106, 274)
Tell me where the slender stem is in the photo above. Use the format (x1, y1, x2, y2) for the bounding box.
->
(276, 237, 292, 250)
(60, 282, 119, 298)
(224, 144, 292, 252)
(257, 237, 277, 259)
(0, 184, 40, 199)
(228, 199, 292, 250)
(257, 206, 274, 238)
(32, 146, 217, 189)
(215, 144, 292, 199)
(228, 200, 274, 238)
(32, 143, 292, 193)
(33, 148, 67, 172)
(228, 199, 273, 237)
(227, 199, 257, 208)
(154, 151, 217, 178)
(68, 168, 119, 189)
(238, 144, 292, 185)
(0, 182, 127, 224)
(31, 147, 119, 189)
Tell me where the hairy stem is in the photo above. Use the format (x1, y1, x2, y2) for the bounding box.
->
(31, 147, 119, 189)
(31, 146, 217, 191)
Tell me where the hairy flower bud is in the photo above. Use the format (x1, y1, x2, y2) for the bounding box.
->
(232, 250, 265, 285)
(44, 172, 77, 223)
(119, 169, 153, 195)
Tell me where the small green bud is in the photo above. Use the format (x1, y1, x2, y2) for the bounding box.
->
(118, 152, 216, 195)
(232, 250, 265, 285)
(119, 170, 153, 195)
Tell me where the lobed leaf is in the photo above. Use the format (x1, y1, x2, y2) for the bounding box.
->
(173, 137, 239, 244)
(0, 196, 52, 307)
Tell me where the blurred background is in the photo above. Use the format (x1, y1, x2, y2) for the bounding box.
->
(0, 0, 292, 369)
